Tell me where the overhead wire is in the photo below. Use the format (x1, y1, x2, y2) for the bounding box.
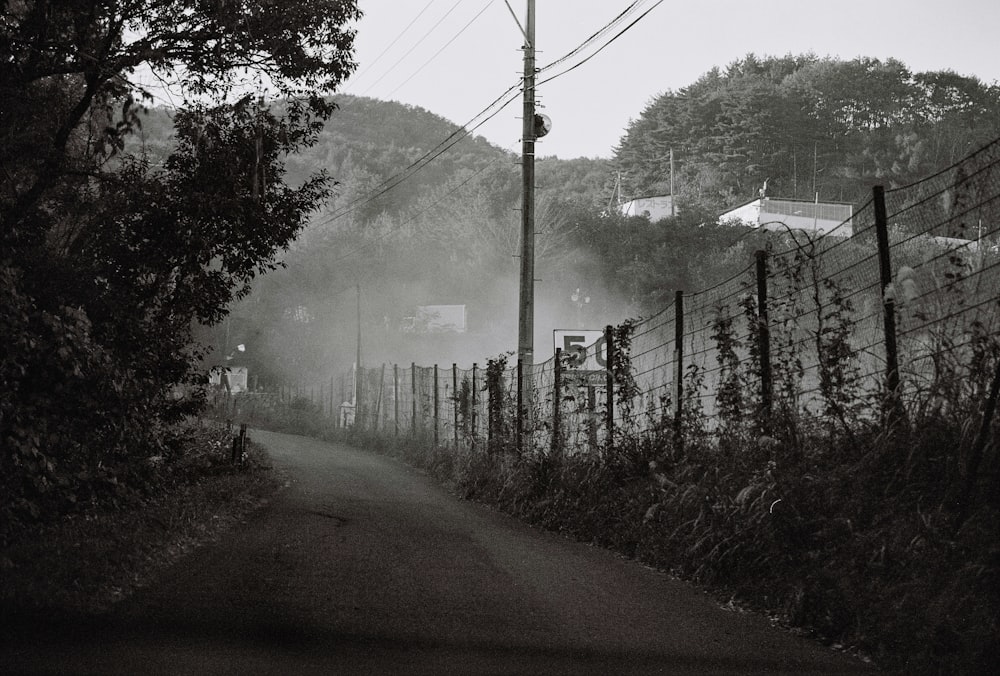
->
(316, 0, 666, 239)
(537, 0, 664, 87)
(385, 0, 496, 100)
(359, 0, 467, 97)
(326, 140, 520, 264)
(536, 0, 648, 75)
(347, 0, 439, 88)
(311, 79, 522, 228)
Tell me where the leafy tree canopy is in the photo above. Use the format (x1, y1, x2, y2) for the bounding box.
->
(1, 0, 360, 528)
(613, 54, 1000, 211)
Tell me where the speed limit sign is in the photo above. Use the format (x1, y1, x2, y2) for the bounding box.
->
(553, 330, 607, 371)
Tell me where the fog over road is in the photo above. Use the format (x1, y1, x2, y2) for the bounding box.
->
(3, 431, 872, 674)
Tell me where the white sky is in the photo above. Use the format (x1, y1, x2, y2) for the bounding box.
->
(342, 0, 1000, 160)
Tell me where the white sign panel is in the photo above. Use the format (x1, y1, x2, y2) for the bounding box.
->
(553, 330, 607, 371)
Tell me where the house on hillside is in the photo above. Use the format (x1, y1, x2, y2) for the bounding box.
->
(720, 197, 853, 237)
(620, 194, 677, 221)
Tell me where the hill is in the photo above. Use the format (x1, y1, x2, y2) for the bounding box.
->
(612, 54, 1000, 213)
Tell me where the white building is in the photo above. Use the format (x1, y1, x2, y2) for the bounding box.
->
(720, 197, 853, 237)
(620, 195, 677, 221)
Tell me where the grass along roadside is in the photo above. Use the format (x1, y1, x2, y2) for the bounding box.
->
(0, 421, 282, 617)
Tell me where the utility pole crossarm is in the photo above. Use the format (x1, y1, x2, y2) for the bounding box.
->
(503, 0, 531, 47)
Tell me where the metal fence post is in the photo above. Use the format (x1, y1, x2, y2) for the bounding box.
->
(673, 290, 685, 455)
(487, 363, 494, 447)
(873, 186, 903, 426)
(393, 364, 399, 437)
(452, 363, 459, 447)
(433, 364, 439, 447)
(411, 362, 417, 437)
(552, 347, 562, 455)
(604, 325, 614, 449)
(755, 250, 773, 435)
(516, 359, 523, 453)
(471, 363, 478, 443)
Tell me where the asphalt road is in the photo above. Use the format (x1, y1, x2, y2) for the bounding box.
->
(3, 430, 873, 675)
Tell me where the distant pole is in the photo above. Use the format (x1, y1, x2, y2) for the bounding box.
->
(355, 283, 362, 425)
(393, 364, 399, 437)
(517, 0, 536, 373)
(669, 147, 675, 218)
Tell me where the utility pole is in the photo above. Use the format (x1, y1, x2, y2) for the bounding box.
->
(517, 0, 536, 370)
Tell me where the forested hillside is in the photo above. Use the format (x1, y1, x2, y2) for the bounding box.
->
(197, 57, 1000, 389)
(189, 96, 613, 386)
(613, 54, 1000, 211)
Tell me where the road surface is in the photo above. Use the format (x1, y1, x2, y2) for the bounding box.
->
(2, 430, 872, 674)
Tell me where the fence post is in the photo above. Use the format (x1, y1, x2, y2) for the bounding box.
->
(471, 363, 478, 443)
(452, 363, 459, 447)
(552, 347, 562, 455)
(356, 366, 363, 430)
(487, 364, 494, 447)
(411, 362, 417, 437)
(516, 359, 524, 453)
(375, 363, 385, 432)
(755, 250, 773, 435)
(433, 364, 440, 447)
(393, 364, 399, 437)
(873, 186, 903, 426)
(673, 290, 685, 455)
(604, 325, 614, 450)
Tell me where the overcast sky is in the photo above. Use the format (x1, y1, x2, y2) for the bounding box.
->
(341, 0, 1000, 160)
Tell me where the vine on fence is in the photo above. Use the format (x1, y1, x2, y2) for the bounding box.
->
(485, 352, 512, 451)
(711, 300, 750, 450)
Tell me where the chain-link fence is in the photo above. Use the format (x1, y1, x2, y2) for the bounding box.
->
(338, 138, 1000, 455)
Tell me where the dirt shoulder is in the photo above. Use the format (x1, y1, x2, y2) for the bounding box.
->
(0, 432, 283, 620)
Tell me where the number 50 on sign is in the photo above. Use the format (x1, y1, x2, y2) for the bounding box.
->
(553, 330, 607, 370)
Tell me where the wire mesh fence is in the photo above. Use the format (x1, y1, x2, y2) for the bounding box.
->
(334, 137, 1000, 456)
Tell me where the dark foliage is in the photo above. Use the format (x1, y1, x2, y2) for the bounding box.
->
(1, 0, 359, 532)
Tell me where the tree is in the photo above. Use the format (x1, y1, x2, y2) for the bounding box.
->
(1, 0, 361, 527)
(611, 54, 1000, 212)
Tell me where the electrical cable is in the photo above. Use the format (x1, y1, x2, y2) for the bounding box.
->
(326, 141, 519, 264)
(312, 80, 522, 228)
(385, 0, 495, 100)
(537, 0, 664, 88)
(536, 1, 647, 75)
(316, 0, 666, 234)
(347, 0, 439, 88)
(359, 0, 467, 97)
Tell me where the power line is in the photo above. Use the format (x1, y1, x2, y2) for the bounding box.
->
(312, 81, 522, 229)
(326, 141, 518, 264)
(359, 0, 467, 97)
(536, 0, 647, 75)
(385, 0, 496, 100)
(347, 0, 439, 88)
(537, 0, 664, 88)
(316, 1, 666, 234)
